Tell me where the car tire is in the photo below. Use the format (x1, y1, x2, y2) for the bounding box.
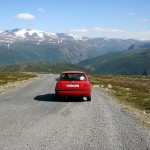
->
(87, 96, 91, 101)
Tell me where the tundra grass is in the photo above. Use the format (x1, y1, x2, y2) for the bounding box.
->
(0, 72, 36, 85)
(90, 74, 150, 114)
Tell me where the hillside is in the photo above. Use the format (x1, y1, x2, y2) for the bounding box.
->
(0, 62, 90, 74)
(78, 48, 150, 75)
(0, 41, 99, 65)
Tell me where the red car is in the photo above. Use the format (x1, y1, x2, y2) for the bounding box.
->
(55, 71, 91, 101)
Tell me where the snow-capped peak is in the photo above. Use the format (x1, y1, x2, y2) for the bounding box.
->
(71, 35, 88, 41)
(11, 28, 57, 39)
(14, 29, 29, 38)
(0, 28, 87, 43)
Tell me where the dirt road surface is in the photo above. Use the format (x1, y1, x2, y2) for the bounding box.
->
(0, 74, 149, 150)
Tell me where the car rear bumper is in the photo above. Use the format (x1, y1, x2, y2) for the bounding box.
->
(55, 89, 91, 97)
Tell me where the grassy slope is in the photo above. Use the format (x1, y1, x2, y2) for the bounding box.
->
(0, 72, 36, 85)
(78, 48, 150, 75)
(0, 62, 91, 74)
(90, 74, 150, 114)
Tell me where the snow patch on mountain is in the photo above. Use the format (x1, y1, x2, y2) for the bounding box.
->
(0, 28, 86, 43)
(72, 35, 86, 41)
(13, 29, 58, 39)
(14, 29, 27, 38)
(0, 29, 60, 43)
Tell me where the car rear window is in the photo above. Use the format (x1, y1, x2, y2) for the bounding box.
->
(60, 73, 86, 81)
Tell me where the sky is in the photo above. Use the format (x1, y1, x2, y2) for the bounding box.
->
(0, 0, 150, 40)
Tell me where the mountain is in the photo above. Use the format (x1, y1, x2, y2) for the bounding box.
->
(0, 62, 91, 74)
(84, 38, 143, 54)
(0, 29, 98, 64)
(0, 28, 150, 65)
(78, 48, 150, 75)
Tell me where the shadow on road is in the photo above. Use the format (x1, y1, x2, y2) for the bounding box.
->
(34, 93, 84, 102)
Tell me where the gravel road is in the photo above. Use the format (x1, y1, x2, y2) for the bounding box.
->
(0, 74, 149, 150)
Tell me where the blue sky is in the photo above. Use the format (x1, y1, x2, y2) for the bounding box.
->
(0, 0, 150, 40)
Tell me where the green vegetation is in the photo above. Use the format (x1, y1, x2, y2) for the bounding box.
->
(0, 62, 91, 74)
(90, 74, 150, 114)
(0, 42, 98, 65)
(78, 48, 150, 75)
(0, 72, 36, 85)
(0, 43, 64, 65)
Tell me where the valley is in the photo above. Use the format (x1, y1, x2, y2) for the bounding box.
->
(78, 48, 150, 75)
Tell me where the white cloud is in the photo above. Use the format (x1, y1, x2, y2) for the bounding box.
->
(115, 30, 150, 40)
(69, 27, 125, 33)
(139, 18, 149, 23)
(137, 30, 150, 35)
(16, 13, 35, 20)
(92, 27, 125, 33)
(69, 28, 88, 32)
(37, 8, 45, 12)
(69, 27, 150, 40)
(126, 12, 135, 16)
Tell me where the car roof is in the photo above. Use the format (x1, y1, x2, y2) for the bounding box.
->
(61, 71, 86, 74)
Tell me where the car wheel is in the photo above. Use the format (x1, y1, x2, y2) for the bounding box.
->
(87, 96, 91, 101)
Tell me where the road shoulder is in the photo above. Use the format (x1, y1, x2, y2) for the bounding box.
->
(0, 74, 40, 94)
(93, 87, 150, 128)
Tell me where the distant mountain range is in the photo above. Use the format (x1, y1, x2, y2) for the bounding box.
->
(1, 28, 149, 65)
(0, 29, 98, 64)
(78, 48, 150, 75)
(1, 28, 150, 75)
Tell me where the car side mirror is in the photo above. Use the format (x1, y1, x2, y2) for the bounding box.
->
(55, 78, 59, 81)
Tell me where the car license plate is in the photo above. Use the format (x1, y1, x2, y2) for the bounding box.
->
(67, 84, 79, 87)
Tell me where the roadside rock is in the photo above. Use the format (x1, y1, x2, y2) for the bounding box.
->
(93, 85, 100, 88)
(107, 84, 112, 89)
